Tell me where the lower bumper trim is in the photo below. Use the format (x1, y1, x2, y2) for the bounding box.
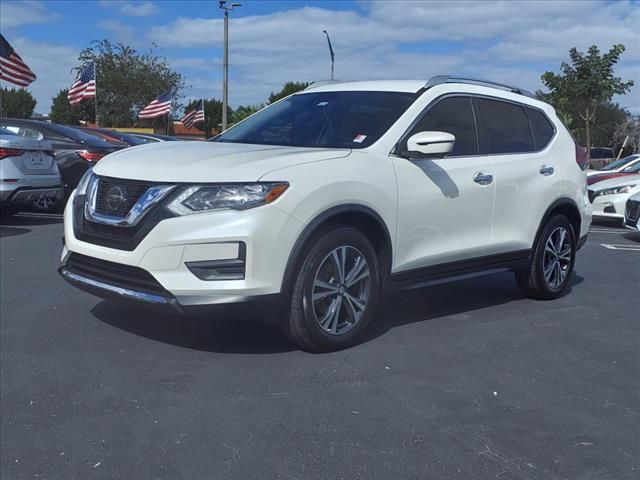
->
(59, 265, 282, 314)
(7, 187, 63, 205)
(60, 268, 173, 305)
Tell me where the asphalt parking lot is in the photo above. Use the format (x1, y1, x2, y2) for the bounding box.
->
(1, 213, 638, 480)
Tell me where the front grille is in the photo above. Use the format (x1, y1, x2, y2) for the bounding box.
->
(626, 200, 640, 224)
(73, 183, 177, 251)
(65, 253, 165, 295)
(94, 177, 154, 216)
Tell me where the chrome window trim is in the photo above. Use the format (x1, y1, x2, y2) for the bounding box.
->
(84, 174, 176, 227)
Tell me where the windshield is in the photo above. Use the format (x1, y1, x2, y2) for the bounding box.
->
(621, 161, 640, 173)
(213, 91, 417, 149)
(603, 155, 639, 171)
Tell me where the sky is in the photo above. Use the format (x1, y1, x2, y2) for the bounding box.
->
(1, 0, 639, 116)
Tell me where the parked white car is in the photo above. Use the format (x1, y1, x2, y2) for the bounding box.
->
(589, 174, 640, 226)
(586, 154, 640, 177)
(60, 76, 592, 351)
(0, 127, 64, 216)
(625, 191, 640, 232)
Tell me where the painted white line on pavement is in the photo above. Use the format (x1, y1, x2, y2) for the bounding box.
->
(600, 243, 640, 251)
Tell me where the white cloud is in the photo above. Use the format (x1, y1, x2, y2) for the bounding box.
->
(98, 19, 135, 43)
(150, 2, 639, 112)
(120, 1, 156, 17)
(99, 1, 157, 16)
(0, 0, 60, 30)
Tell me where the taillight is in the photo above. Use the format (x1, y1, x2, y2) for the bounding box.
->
(575, 143, 589, 171)
(0, 148, 25, 159)
(77, 150, 106, 162)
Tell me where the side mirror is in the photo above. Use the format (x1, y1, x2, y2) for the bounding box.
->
(406, 131, 455, 158)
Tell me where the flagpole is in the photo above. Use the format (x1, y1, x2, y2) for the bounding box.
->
(93, 62, 99, 127)
(202, 99, 206, 139)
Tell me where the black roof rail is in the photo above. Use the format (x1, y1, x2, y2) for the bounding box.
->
(425, 75, 535, 98)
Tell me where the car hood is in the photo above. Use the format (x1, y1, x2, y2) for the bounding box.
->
(590, 173, 640, 191)
(93, 141, 351, 182)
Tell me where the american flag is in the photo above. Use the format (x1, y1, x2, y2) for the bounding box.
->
(0, 34, 37, 87)
(68, 63, 96, 105)
(139, 90, 172, 119)
(181, 100, 205, 128)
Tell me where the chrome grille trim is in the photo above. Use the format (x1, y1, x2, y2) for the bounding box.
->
(84, 174, 176, 227)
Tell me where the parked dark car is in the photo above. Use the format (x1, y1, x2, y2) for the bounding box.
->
(589, 147, 615, 169)
(80, 127, 148, 147)
(0, 119, 123, 197)
(123, 132, 179, 143)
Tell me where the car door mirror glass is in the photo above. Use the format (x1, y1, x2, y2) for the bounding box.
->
(406, 131, 455, 159)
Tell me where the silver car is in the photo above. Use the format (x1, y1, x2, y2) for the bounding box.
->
(0, 127, 63, 216)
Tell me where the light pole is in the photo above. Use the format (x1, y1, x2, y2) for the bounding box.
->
(322, 30, 335, 80)
(219, 0, 241, 131)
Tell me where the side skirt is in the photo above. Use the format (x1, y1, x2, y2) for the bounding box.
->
(387, 250, 531, 292)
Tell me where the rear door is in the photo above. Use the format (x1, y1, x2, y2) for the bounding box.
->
(475, 97, 561, 253)
(392, 96, 496, 272)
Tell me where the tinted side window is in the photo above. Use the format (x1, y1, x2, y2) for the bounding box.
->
(475, 98, 534, 154)
(408, 96, 477, 156)
(527, 108, 554, 149)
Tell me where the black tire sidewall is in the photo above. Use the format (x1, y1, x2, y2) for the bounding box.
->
(291, 227, 380, 351)
(533, 215, 576, 296)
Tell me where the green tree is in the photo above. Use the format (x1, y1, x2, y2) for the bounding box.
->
(78, 39, 184, 128)
(232, 104, 264, 124)
(268, 81, 309, 104)
(49, 89, 94, 125)
(183, 98, 232, 135)
(0, 87, 37, 118)
(541, 44, 634, 156)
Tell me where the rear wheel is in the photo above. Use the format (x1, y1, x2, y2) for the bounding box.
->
(283, 226, 381, 352)
(516, 215, 576, 299)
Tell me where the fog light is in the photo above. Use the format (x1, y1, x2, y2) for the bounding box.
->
(185, 243, 246, 280)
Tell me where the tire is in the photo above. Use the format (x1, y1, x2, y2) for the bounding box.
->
(282, 226, 381, 352)
(516, 215, 576, 300)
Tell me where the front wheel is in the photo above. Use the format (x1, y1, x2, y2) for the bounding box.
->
(283, 226, 381, 352)
(516, 215, 576, 299)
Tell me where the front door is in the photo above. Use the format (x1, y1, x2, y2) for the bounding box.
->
(391, 96, 496, 273)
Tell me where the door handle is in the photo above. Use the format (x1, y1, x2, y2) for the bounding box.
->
(473, 172, 494, 185)
(539, 165, 555, 176)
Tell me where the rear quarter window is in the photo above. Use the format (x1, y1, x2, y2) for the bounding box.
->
(527, 108, 555, 150)
(474, 98, 534, 154)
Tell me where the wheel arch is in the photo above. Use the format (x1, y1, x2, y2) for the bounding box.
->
(280, 204, 393, 294)
(533, 197, 582, 249)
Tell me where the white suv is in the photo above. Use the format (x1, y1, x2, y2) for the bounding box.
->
(60, 76, 592, 351)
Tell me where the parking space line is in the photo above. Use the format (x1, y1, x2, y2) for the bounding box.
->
(600, 243, 640, 251)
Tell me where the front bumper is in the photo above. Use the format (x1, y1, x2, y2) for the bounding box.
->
(61, 195, 303, 309)
(590, 193, 628, 221)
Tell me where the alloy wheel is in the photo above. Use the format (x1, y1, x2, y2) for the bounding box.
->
(542, 226, 572, 289)
(311, 245, 371, 335)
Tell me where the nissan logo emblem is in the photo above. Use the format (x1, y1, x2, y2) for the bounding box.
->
(106, 185, 126, 212)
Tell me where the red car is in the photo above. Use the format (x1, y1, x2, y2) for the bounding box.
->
(587, 158, 640, 185)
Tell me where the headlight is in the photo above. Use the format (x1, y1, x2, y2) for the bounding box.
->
(597, 184, 636, 197)
(75, 168, 94, 196)
(166, 182, 289, 216)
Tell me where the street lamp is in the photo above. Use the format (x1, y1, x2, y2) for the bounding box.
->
(219, 0, 242, 131)
(322, 30, 335, 80)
